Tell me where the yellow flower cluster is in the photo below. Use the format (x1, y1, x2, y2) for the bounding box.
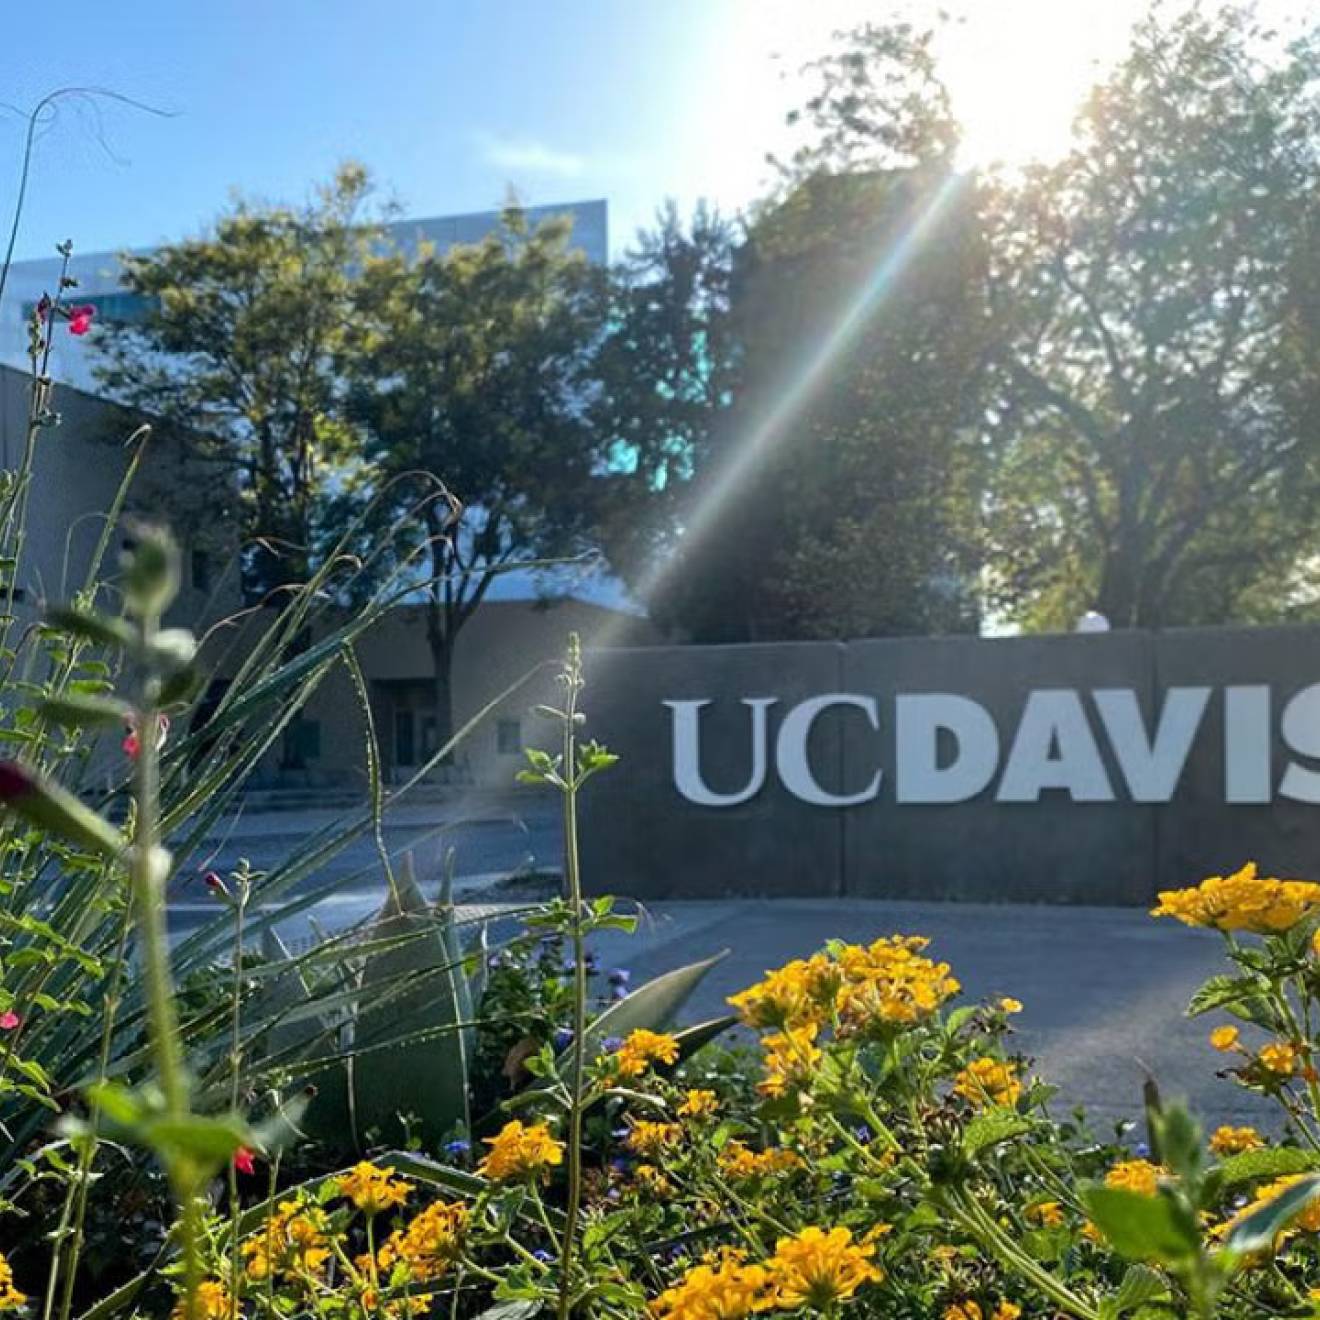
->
(615, 1028, 681, 1078)
(1104, 1159, 1162, 1197)
(1259, 1041, 1298, 1075)
(766, 1225, 884, 1310)
(241, 1197, 331, 1280)
(676, 1088, 719, 1118)
(729, 936, 959, 1035)
(1209, 1125, 1264, 1156)
(1151, 862, 1320, 933)
(944, 1301, 1021, 1320)
(650, 1227, 883, 1319)
(171, 1280, 234, 1320)
(1025, 1201, 1065, 1229)
(478, 1120, 565, 1182)
(336, 1160, 411, 1215)
(649, 1251, 771, 1320)
(758, 1023, 823, 1099)
(717, 1140, 802, 1181)
(378, 1199, 468, 1282)
(0, 1254, 25, 1314)
(952, 1057, 1023, 1109)
(627, 1120, 684, 1159)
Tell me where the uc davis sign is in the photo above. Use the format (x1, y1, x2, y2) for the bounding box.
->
(577, 626, 1320, 904)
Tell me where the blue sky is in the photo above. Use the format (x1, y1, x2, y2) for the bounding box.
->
(2, 1, 836, 263)
(6, 1, 1300, 266)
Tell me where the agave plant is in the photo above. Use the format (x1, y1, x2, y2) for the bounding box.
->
(242, 853, 735, 1154)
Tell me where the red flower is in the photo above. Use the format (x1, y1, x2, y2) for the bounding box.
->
(67, 305, 95, 336)
(233, 1146, 256, 1176)
(121, 732, 141, 760)
(0, 761, 36, 803)
(0, 1011, 20, 1031)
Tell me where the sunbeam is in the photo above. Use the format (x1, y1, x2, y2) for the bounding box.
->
(592, 168, 970, 651)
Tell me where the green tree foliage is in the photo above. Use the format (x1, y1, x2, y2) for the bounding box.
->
(983, 4, 1320, 629)
(597, 22, 990, 642)
(339, 208, 606, 749)
(93, 164, 380, 600)
(648, 170, 989, 641)
(590, 202, 739, 594)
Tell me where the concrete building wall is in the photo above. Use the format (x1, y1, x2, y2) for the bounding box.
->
(577, 626, 1320, 905)
(0, 365, 239, 625)
(277, 598, 659, 790)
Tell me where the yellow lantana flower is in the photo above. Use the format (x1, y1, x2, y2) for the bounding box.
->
(1210, 1025, 1240, 1052)
(1025, 1200, 1065, 1229)
(478, 1120, 565, 1182)
(170, 1280, 233, 1320)
(1260, 1041, 1298, 1075)
(336, 1160, 411, 1215)
(953, 1057, 1023, 1108)
(998, 997, 1023, 1014)
(1151, 862, 1320, 933)
(649, 1254, 772, 1320)
(1105, 1159, 1163, 1196)
(676, 1088, 719, 1118)
(759, 1022, 823, 1098)
(241, 1197, 332, 1281)
(614, 1028, 680, 1078)
(626, 1120, 684, 1159)
(765, 1225, 883, 1310)
(717, 1140, 802, 1181)
(1209, 1125, 1264, 1156)
(378, 1200, 468, 1282)
(0, 1254, 26, 1314)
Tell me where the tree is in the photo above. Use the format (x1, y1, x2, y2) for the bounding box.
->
(983, 4, 1320, 629)
(589, 202, 739, 598)
(594, 22, 990, 642)
(94, 164, 379, 600)
(340, 207, 607, 752)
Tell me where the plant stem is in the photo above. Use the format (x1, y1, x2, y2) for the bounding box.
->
(557, 637, 587, 1320)
(130, 609, 199, 1313)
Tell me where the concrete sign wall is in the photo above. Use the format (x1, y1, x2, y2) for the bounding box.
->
(578, 625, 1320, 904)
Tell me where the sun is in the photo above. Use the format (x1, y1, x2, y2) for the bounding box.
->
(938, 0, 1143, 168)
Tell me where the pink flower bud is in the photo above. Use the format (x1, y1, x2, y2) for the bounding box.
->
(0, 1011, 20, 1031)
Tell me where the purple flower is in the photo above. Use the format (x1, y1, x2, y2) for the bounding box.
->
(602, 1036, 624, 1054)
(852, 1125, 873, 1145)
(553, 1027, 575, 1051)
(444, 1138, 471, 1158)
(1135, 1141, 1150, 1158)
(610, 985, 628, 1001)
(607, 967, 631, 987)
(533, 1249, 553, 1264)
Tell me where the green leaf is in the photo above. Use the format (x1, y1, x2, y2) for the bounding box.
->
(1215, 1147, 1319, 1189)
(1221, 1172, 1320, 1259)
(963, 1113, 1033, 1159)
(473, 1303, 543, 1320)
(1112, 1264, 1172, 1315)
(576, 951, 729, 1065)
(40, 694, 131, 729)
(0, 763, 124, 859)
(44, 607, 133, 651)
(1081, 1187, 1200, 1265)
(139, 1113, 248, 1165)
(85, 1082, 144, 1126)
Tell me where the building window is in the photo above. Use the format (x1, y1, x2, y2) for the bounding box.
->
(497, 718, 522, 755)
(191, 548, 211, 593)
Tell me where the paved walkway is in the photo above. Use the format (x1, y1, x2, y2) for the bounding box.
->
(584, 899, 1273, 1132)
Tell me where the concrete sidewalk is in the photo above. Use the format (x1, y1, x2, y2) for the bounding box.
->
(582, 898, 1272, 1133)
